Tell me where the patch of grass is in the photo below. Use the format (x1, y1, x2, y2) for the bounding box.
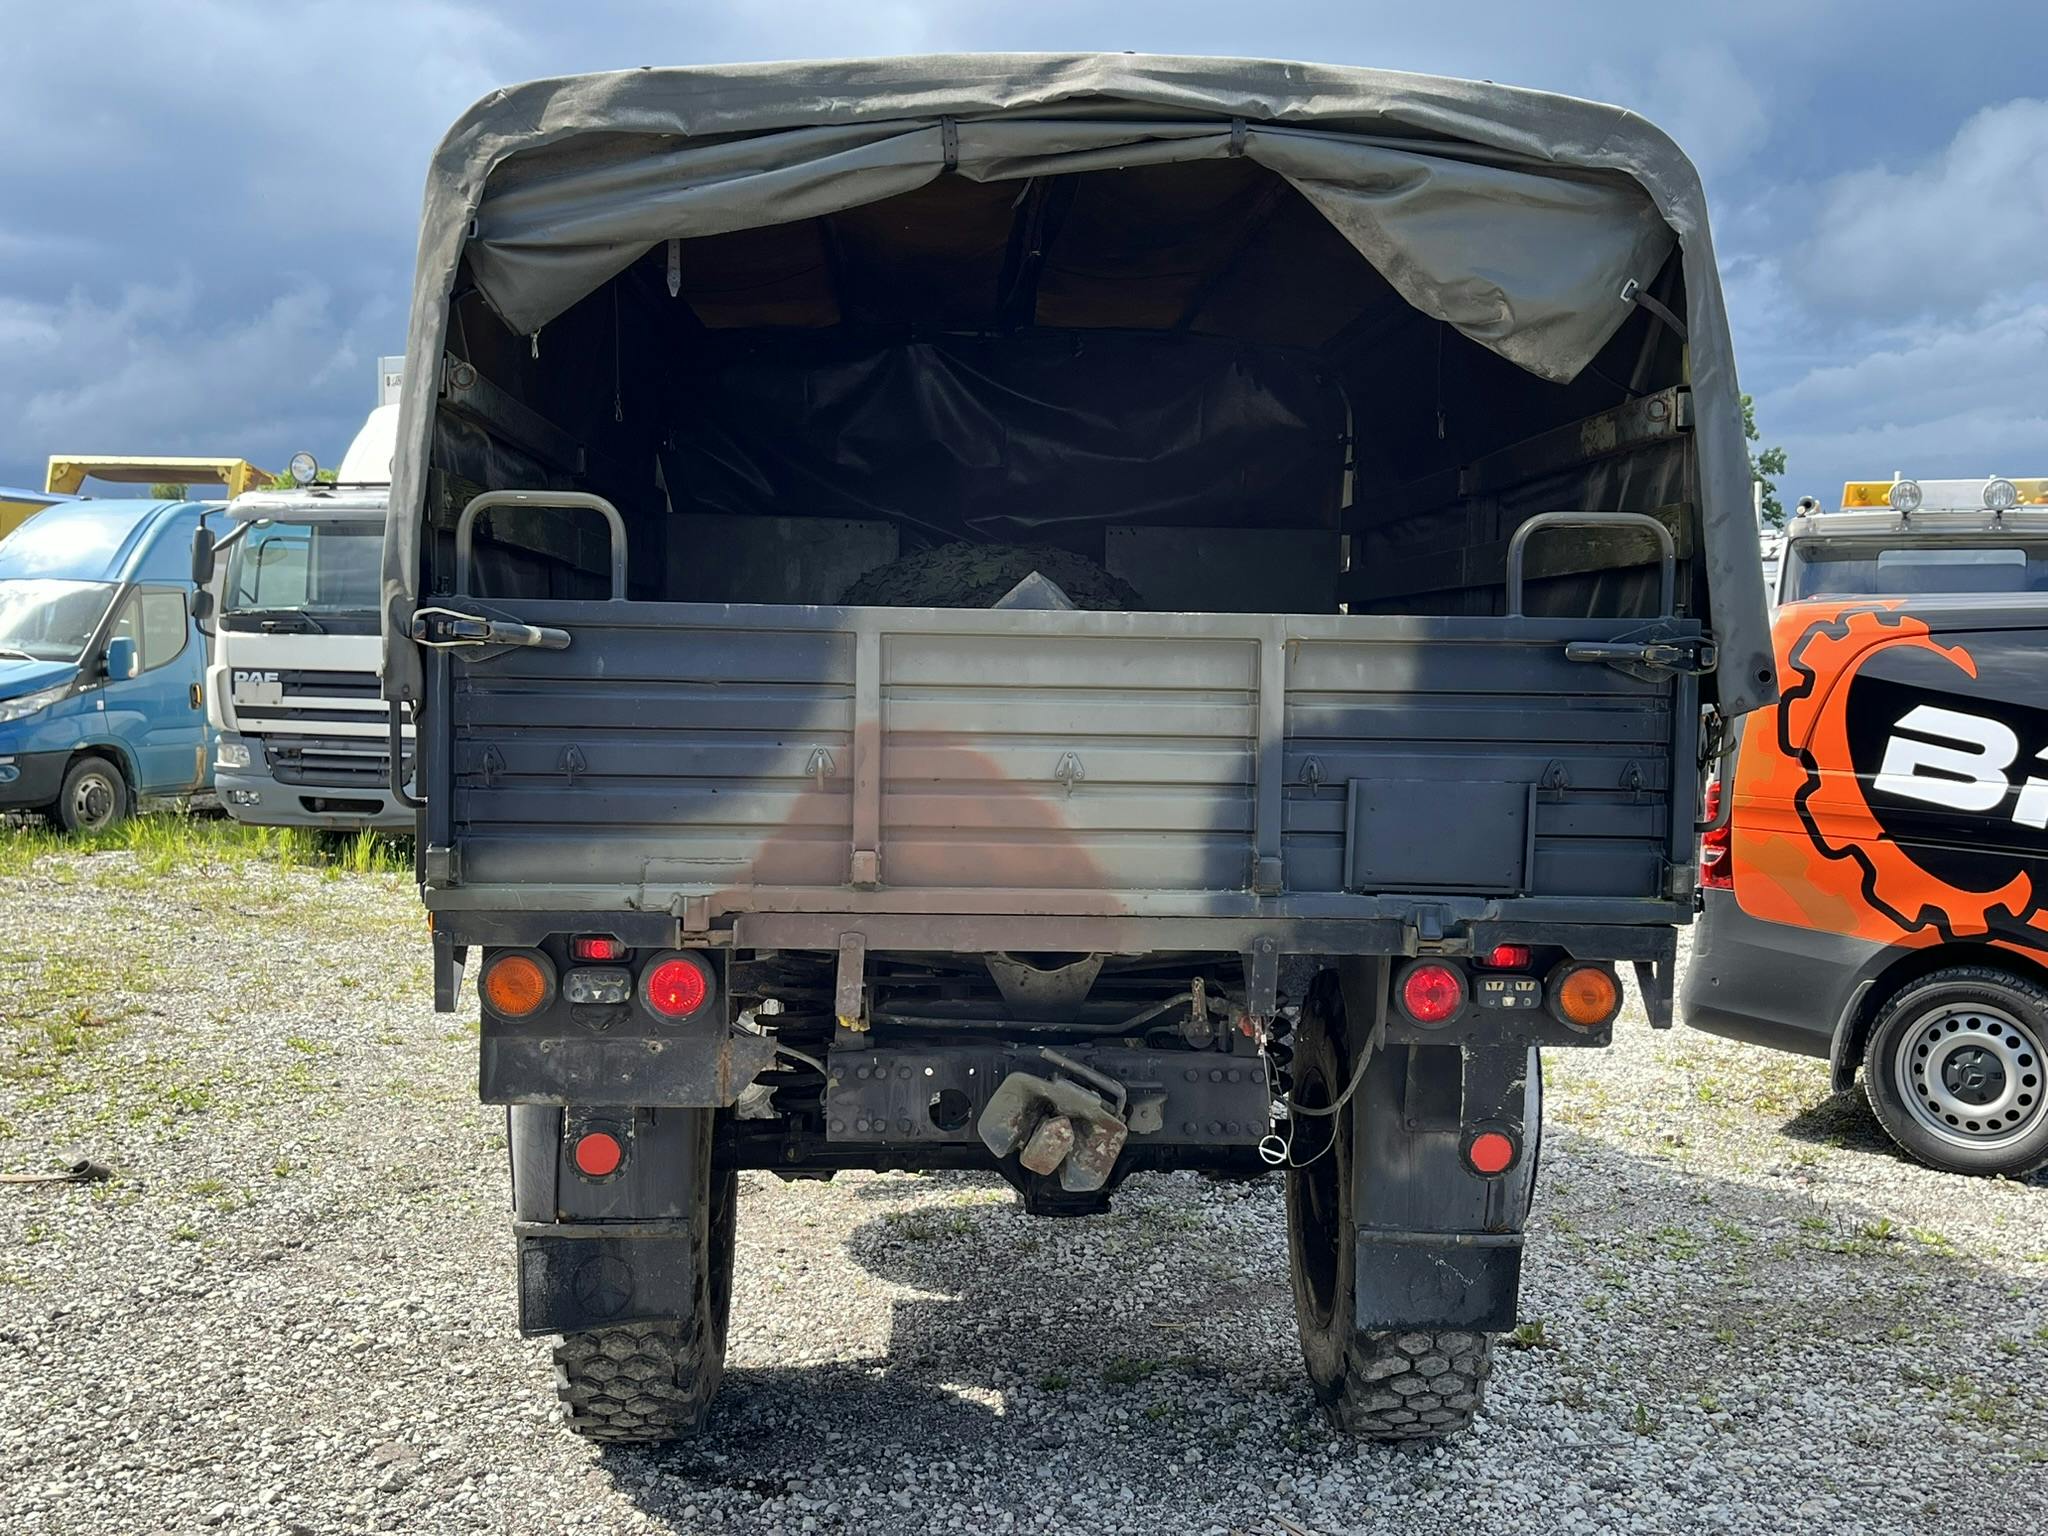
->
(169, 1224, 202, 1243)
(1143, 1402, 1175, 1422)
(1102, 1356, 1162, 1387)
(1038, 1371, 1069, 1391)
(283, 1036, 330, 1056)
(1860, 1217, 1899, 1244)
(0, 814, 410, 881)
(1507, 1319, 1554, 1351)
(1651, 1224, 1705, 1261)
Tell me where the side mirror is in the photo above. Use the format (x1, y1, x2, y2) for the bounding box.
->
(192, 589, 214, 624)
(103, 636, 139, 681)
(190, 527, 217, 585)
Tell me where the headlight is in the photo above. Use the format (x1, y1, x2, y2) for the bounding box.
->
(1984, 478, 2019, 513)
(1888, 479, 1923, 514)
(216, 741, 252, 769)
(0, 684, 69, 724)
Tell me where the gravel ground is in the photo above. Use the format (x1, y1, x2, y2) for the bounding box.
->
(3, 841, 2046, 1536)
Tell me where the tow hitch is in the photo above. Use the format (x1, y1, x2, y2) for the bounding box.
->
(977, 1049, 1131, 1194)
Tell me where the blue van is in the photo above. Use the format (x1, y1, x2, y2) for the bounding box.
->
(0, 499, 220, 831)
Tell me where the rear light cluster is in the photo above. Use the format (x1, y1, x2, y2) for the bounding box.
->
(1699, 779, 1733, 890)
(1393, 955, 1622, 1032)
(478, 943, 717, 1022)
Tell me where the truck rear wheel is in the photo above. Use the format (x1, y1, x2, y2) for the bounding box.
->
(1284, 972, 1494, 1439)
(1863, 966, 2048, 1177)
(551, 1148, 738, 1442)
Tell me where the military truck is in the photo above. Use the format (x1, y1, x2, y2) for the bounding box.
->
(380, 55, 1774, 1441)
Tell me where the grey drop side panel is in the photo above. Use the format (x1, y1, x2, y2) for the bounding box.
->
(442, 600, 1687, 917)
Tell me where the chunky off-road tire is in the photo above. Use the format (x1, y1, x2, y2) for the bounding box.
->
(1285, 971, 1494, 1439)
(1863, 966, 2048, 1178)
(552, 1164, 738, 1443)
(840, 542, 1143, 610)
(54, 755, 128, 835)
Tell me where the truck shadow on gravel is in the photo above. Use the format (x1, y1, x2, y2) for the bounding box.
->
(595, 1152, 2048, 1533)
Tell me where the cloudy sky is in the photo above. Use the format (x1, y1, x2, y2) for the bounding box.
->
(3, 1, 2042, 508)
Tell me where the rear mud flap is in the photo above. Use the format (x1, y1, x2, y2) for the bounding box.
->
(515, 1221, 698, 1335)
(1353, 1232, 1524, 1332)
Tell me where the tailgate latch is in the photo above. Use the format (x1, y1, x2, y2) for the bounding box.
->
(1563, 636, 1717, 679)
(410, 606, 571, 651)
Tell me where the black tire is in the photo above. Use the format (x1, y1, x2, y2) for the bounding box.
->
(54, 755, 128, 835)
(1863, 965, 2048, 1177)
(552, 1146, 738, 1442)
(840, 542, 1143, 610)
(1284, 972, 1494, 1439)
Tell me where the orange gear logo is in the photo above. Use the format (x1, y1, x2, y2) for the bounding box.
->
(1732, 600, 2048, 965)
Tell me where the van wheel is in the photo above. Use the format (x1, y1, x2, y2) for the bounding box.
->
(552, 1161, 738, 1442)
(1284, 972, 1493, 1439)
(1864, 966, 2048, 1177)
(55, 756, 128, 835)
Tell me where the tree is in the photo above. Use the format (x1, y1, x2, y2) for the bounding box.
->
(1741, 393, 1789, 530)
(149, 482, 187, 500)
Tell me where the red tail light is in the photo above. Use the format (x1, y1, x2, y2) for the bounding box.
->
(640, 952, 714, 1020)
(1480, 944, 1532, 969)
(1699, 780, 1732, 890)
(1396, 961, 1467, 1025)
(572, 934, 627, 962)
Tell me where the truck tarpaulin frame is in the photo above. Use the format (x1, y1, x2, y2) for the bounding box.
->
(381, 53, 1773, 713)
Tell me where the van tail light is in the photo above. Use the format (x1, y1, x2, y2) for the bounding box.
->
(1396, 961, 1467, 1025)
(1699, 780, 1732, 890)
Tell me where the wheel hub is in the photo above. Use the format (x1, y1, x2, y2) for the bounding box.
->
(1940, 1045, 2005, 1106)
(1896, 1004, 2045, 1150)
(72, 776, 114, 828)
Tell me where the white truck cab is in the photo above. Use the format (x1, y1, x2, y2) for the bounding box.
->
(1777, 475, 2048, 605)
(202, 362, 411, 830)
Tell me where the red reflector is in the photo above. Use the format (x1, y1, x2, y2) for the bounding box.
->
(572, 1131, 622, 1178)
(572, 934, 627, 962)
(1482, 944, 1532, 969)
(1467, 1131, 1516, 1176)
(1399, 963, 1465, 1024)
(644, 957, 709, 1018)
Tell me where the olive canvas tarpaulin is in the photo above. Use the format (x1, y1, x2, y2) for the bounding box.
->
(381, 52, 1773, 713)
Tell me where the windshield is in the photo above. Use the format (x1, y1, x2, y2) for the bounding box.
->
(1782, 539, 2048, 602)
(224, 519, 382, 619)
(0, 579, 117, 663)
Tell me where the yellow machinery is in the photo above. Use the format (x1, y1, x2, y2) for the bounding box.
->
(44, 455, 275, 499)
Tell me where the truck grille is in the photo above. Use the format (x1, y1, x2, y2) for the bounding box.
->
(265, 737, 406, 788)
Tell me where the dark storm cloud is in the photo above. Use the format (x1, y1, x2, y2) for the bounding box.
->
(2, 1, 2043, 506)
